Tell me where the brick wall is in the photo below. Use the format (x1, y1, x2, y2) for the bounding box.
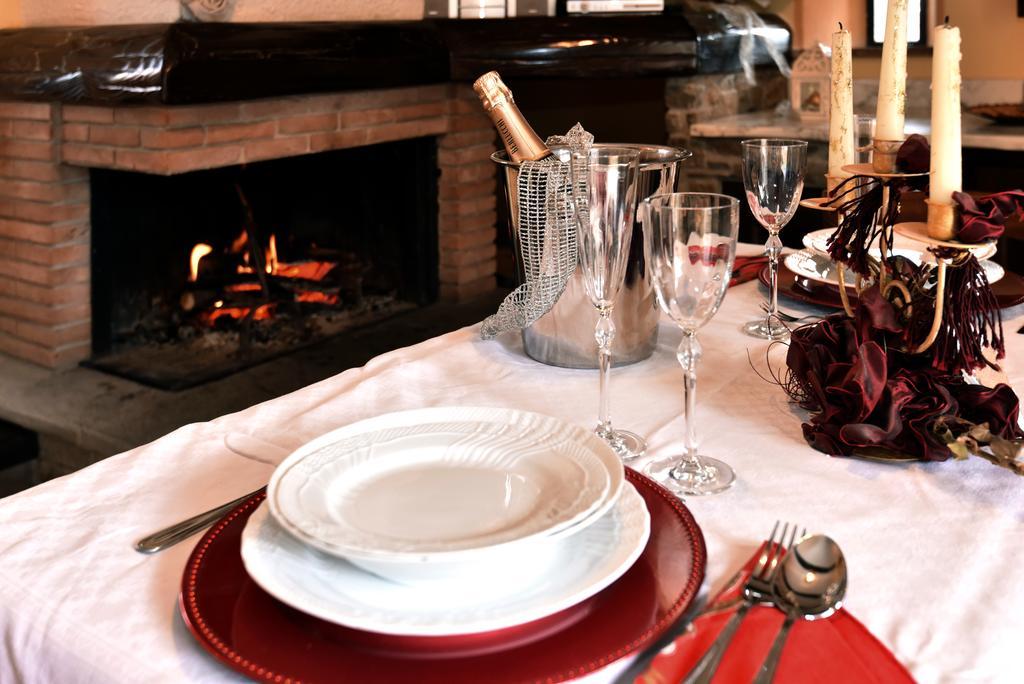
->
(0, 84, 499, 369)
(60, 85, 454, 174)
(438, 89, 499, 301)
(0, 102, 91, 367)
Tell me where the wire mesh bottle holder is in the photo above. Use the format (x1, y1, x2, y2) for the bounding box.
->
(481, 147, 583, 341)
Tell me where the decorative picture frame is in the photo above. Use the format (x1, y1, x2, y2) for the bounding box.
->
(790, 44, 831, 122)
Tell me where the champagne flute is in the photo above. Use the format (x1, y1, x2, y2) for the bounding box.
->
(574, 146, 645, 460)
(740, 139, 807, 340)
(640, 192, 739, 496)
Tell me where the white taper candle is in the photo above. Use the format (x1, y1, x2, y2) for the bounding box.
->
(828, 24, 855, 187)
(929, 22, 962, 205)
(874, 0, 908, 141)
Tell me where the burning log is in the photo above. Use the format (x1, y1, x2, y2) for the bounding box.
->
(182, 290, 266, 313)
(180, 289, 219, 312)
(269, 275, 340, 293)
(234, 183, 272, 303)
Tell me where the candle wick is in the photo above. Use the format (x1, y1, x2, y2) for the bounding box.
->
(944, 15, 950, 24)
(838, 21, 843, 31)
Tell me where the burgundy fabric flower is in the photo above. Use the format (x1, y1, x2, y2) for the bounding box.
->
(952, 382, 1024, 440)
(784, 285, 1023, 462)
(895, 134, 929, 173)
(953, 190, 1024, 243)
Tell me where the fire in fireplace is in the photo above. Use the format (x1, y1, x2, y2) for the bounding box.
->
(181, 193, 348, 326)
(87, 137, 439, 389)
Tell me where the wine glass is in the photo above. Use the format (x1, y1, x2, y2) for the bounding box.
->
(640, 192, 739, 496)
(573, 146, 645, 460)
(740, 139, 807, 340)
(855, 116, 876, 165)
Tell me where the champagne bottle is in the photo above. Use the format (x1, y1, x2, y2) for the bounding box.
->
(472, 71, 551, 164)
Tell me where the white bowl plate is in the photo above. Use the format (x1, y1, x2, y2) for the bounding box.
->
(241, 481, 651, 636)
(267, 407, 624, 570)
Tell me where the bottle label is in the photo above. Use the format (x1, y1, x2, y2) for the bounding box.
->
(495, 116, 520, 156)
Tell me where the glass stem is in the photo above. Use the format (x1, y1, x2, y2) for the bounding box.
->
(765, 231, 783, 322)
(677, 332, 703, 468)
(594, 307, 615, 437)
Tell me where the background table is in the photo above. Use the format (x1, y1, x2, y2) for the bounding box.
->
(1, 245, 1022, 684)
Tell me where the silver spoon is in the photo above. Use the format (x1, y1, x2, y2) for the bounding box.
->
(751, 534, 847, 684)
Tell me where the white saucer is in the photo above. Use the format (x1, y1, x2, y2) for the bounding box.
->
(241, 481, 651, 637)
(801, 227, 998, 262)
(785, 248, 1005, 288)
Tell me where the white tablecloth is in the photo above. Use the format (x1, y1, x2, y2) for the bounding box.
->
(2, 246, 1023, 684)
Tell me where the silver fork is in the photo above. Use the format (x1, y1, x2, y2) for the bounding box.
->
(680, 521, 804, 684)
(760, 302, 822, 325)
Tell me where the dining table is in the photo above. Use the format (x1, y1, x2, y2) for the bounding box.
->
(1, 243, 1022, 684)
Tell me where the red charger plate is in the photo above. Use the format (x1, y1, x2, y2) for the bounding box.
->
(762, 263, 1024, 310)
(179, 469, 707, 683)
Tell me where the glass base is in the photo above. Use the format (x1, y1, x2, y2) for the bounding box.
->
(742, 316, 790, 340)
(597, 428, 647, 461)
(644, 455, 736, 497)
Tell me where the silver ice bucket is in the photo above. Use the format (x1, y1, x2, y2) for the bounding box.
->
(493, 144, 691, 368)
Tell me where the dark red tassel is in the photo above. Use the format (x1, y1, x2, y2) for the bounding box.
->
(826, 175, 884, 277)
(916, 250, 1005, 375)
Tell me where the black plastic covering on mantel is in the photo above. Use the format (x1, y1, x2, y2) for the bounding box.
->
(0, 14, 789, 105)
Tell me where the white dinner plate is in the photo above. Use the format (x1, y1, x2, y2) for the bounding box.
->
(785, 248, 1005, 288)
(241, 481, 650, 636)
(267, 407, 624, 581)
(801, 227, 998, 262)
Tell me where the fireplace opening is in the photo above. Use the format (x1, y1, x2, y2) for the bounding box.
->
(87, 137, 439, 390)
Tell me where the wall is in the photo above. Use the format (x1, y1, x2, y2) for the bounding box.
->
(0, 0, 21, 28)
(0, 0, 423, 27)
(790, 0, 1024, 80)
(920, 0, 1024, 79)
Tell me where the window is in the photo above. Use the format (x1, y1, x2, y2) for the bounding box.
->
(868, 0, 926, 46)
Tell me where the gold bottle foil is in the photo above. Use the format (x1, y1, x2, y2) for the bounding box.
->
(473, 71, 550, 164)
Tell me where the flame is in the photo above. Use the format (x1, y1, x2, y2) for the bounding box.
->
(226, 282, 262, 293)
(296, 291, 339, 305)
(202, 303, 274, 325)
(230, 229, 248, 253)
(276, 261, 335, 280)
(266, 234, 278, 275)
(189, 244, 213, 282)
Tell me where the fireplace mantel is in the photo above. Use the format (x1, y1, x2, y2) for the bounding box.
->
(0, 14, 790, 105)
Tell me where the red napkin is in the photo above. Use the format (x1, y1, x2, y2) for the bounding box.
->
(730, 256, 769, 288)
(636, 543, 914, 684)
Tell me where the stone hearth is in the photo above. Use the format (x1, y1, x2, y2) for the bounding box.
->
(0, 83, 499, 369)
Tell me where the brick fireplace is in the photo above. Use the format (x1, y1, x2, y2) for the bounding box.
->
(0, 83, 498, 369)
